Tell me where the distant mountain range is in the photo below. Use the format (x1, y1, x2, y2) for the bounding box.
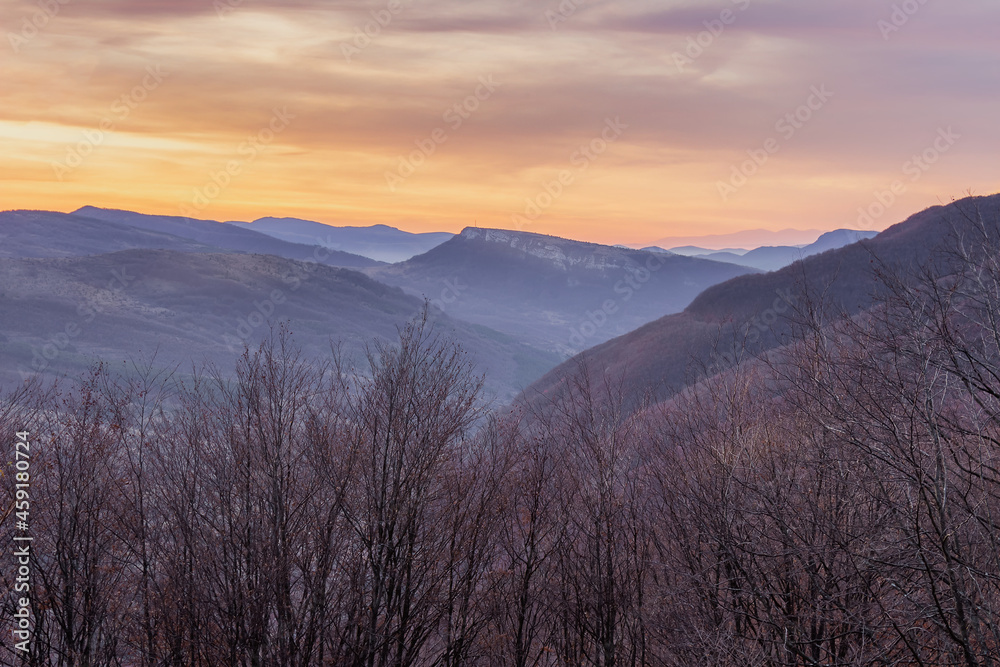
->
(523, 194, 1000, 408)
(651, 229, 879, 271)
(0, 199, 971, 404)
(369, 227, 756, 355)
(639, 227, 829, 250)
(1, 210, 220, 258)
(664, 245, 751, 256)
(230, 217, 453, 263)
(72, 206, 381, 268)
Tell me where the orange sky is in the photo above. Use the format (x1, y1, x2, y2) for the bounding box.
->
(1, 0, 998, 246)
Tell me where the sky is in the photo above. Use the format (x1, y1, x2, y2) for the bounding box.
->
(1, 0, 998, 246)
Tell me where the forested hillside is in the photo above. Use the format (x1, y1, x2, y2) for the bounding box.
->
(3, 197, 1000, 665)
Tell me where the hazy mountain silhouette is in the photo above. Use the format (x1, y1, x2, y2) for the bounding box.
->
(656, 245, 748, 256)
(7, 199, 985, 408)
(73, 206, 381, 268)
(1, 210, 220, 258)
(232, 217, 453, 263)
(695, 229, 879, 271)
(0, 250, 558, 401)
(523, 194, 999, 407)
(645, 227, 826, 249)
(369, 227, 757, 355)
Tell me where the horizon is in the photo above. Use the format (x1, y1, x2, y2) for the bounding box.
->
(9, 200, 922, 249)
(3, 1, 997, 245)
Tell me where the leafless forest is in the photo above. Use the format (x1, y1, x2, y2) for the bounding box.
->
(3, 220, 1000, 666)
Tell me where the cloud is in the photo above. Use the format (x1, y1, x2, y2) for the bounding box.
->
(1, 0, 997, 242)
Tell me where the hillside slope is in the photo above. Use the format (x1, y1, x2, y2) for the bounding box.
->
(234, 217, 453, 263)
(0, 250, 558, 402)
(698, 229, 879, 271)
(522, 194, 999, 406)
(370, 227, 756, 355)
(73, 206, 381, 268)
(0, 210, 219, 258)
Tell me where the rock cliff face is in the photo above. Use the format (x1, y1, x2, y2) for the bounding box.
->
(460, 228, 572, 259)
(460, 227, 655, 272)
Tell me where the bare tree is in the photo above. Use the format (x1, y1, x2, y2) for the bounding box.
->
(24, 366, 132, 666)
(338, 315, 484, 667)
(538, 365, 653, 666)
(488, 414, 560, 667)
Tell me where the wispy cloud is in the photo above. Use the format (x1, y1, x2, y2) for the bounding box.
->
(2, 0, 997, 243)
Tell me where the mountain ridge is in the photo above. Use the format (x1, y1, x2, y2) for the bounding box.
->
(0, 210, 221, 258)
(640, 227, 828, 250)
(72, 206, 382, 268)
(689, 228, 879, 271)
(370, 226, 758, 355)
(0, 248, 557, 401)
(521, 194, 1000, 408)
(231, 216, 453, 263)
